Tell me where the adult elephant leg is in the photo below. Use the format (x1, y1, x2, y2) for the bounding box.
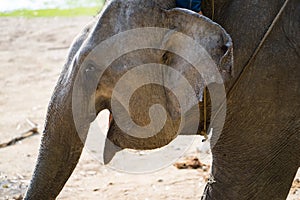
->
(201, 2, 300, 197)
(202, 66, 300, 200)
(202, 130, 299, 200)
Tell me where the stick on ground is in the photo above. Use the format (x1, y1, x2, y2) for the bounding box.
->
(0, 120, 39, 149)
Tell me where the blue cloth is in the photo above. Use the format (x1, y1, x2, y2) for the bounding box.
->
(176, 0, 202, 13)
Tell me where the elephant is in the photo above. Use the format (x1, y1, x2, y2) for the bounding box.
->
(199, 0, 300, 199)
(24, 0, 232, 198)
(24, 0, 299, 199)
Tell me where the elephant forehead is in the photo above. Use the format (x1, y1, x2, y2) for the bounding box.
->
(81, 0, 231, 55)
(74, 0, 232, 89)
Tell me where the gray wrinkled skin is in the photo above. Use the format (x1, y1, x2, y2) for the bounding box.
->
(25, 0, 300, 199)
(24, 0, 233, 199)
(201, 0, 300, 200)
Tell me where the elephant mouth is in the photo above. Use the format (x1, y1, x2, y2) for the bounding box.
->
(102, 89, 211, 164)
(106, 85, 211, 146)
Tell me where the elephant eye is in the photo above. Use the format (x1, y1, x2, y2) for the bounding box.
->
(85, 63, 95, 73)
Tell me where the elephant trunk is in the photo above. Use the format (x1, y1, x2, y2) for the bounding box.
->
(24, 86, 87, 199)
(24, 19, 96, 199)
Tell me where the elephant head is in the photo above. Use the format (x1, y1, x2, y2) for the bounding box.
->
(25, 0, 233, 199)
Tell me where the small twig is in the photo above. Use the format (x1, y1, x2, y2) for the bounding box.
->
(0, 121, 39, 149)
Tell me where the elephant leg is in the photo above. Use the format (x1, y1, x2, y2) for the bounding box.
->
(202, 129, 300, 200)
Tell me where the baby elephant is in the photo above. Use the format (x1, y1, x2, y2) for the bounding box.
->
(24, 0, 233, 199)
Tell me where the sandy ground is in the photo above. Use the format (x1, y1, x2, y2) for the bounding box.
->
(0, 17, 299, 200)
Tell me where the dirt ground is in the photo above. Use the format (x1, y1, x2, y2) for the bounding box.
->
(0, 17, 299, 200)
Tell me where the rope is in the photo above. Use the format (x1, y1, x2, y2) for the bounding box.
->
(203, 87, 207, 132)
(227, 0, 290, 97)
(211, 0, 215, 20)
(208, 0, 290, 135)
(199, 87, 208, 141)
(198, 0, 214, 141)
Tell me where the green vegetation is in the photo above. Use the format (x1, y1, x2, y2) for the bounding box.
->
(0, 7, 102, 17)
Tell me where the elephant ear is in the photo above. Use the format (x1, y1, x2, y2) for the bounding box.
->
(165, 8, 234, 79)
(90, 0, 233, 162)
